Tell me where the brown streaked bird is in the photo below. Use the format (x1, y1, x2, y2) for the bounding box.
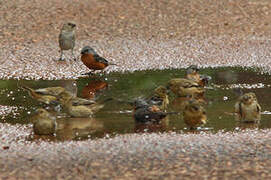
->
(31, 108, 56, 135)
(234, 92, 261, 123)
(58, 90, 96, 106)
(147, 86, 169, 111)
(21, 85, 59, 105)
(133, 99, 178, 123)
(58, 91, 105, 118)
(183, 99, 207, 129)
(80, 46, 117, 75)
(59, 22, 76, 61)
(186, 65, 212, 87)
(167, 78, 205, 98)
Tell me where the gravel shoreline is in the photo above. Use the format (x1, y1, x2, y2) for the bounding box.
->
(1, 123, 271, 179)
(1, 36, 271, 80)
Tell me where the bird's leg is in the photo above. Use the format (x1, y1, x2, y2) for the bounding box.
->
(81, 71, 95, 77)
(71, 49, 76, 61)
(59, 50, 64, 61)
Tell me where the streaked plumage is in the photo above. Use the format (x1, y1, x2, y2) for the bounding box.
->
(183, 99, 207, 129)
(234, 92, 261, 123)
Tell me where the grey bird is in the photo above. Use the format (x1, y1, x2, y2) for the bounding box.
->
(58, 22, 76, 61)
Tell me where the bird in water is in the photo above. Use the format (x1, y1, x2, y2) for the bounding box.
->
(186, 65, 212, 87)
(167, 78, 205, 98)
(31, 108, 56, 135)
(132, 99, 178, 123)
(147, 86, 169, 111)
(183, 99, 207, 129)
(234, 92, 261, 123)
(57, 91, 107, 118)
(21, 85, 60, 106)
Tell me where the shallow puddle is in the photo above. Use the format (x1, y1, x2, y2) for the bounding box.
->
(0, 67, 271, 141)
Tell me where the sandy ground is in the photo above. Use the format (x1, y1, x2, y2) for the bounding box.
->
(1, 0, 271, 179)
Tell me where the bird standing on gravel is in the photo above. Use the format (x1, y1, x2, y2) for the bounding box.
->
(183, 99, 207, 129)
(234, 92, 261, 123)
(58, 22, 76, 61)
(80, 46, 117, 75)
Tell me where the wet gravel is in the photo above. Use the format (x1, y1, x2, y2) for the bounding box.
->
(1, 123, 271, 179)
(1, 0, 271, 179)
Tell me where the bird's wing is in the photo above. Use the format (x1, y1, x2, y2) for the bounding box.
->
(256, 103, 261, 112)
(72, 98, 96, 106)
(93, 54, 109, 65)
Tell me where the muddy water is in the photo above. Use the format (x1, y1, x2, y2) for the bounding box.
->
(0, 67, 271, 140)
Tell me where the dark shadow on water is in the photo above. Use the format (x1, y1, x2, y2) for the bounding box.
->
(1, 66, 271, 141)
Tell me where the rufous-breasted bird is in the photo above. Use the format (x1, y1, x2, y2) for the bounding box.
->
(234, 92, 261, 123)
(183, 99, 207, 129)
(21, 85, 59, 105)
(80, 46, 117, 75)
(31, 108, 56, 135)
(147, 86, 169, 111)
(167, 78, 205, 98)
(59, 22, 76, 61)
(186, 65, 212, 87)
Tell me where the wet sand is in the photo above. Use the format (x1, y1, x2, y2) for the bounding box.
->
(1, 0, 271, 179)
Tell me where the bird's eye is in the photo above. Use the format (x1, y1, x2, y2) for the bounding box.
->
(192, 106, 199, 111)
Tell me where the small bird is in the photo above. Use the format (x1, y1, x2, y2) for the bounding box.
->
(167, 78, 205, 98)
(183, 99, 207, 129)
(58, 90, 96, 106)
(80, 46, 117, 75)
(147, 86, 169, 111)
(31, 108, 56, 135)
(21, 85, 59, 105)
(58, 91, 105, 118)
(133, 99, 177, 123)
(186, 65, 211, 87)
(234, 92, 261, 123)
(58, 22, 76, 61)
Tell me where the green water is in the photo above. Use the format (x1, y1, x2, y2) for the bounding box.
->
(1, 67, 271, 140)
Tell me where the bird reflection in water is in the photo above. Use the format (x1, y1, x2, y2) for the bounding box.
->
(81, 80, 108, 100)
(134, 117, 170, 133)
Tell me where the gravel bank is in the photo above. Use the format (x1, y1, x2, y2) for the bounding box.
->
(1, 123, 271, 179)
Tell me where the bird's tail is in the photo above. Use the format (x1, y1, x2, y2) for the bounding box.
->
(20, 85, 39, 98)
